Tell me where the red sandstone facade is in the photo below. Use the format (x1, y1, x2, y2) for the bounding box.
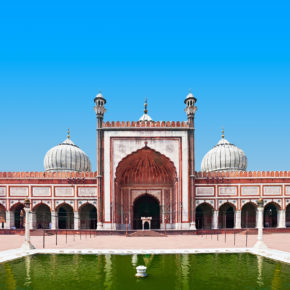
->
(0, 170, 289, 230)
(0, 92, 289, 231)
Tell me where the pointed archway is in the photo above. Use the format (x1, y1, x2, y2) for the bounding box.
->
(133, 194, 160, 229)
(286, 204, 290, 228)
(0, 205, 6, 229)
(115, 146, 177, 229)
(11, 203, 25, 229)
(264, 203, 279, 228)
(57, 204, 74, 229)
(241, 203, 256, 228)
(79, 203, 97, 229)
(34, 204, 51, 229)
(196, 203, 213, 229)
(219, 203, 235, 229)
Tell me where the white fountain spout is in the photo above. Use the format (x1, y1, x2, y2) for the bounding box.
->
(135, 265, 148, 278)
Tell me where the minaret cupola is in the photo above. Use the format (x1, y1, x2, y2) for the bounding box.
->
(184, 90, 197, 125)
(94, 91, 106, 119)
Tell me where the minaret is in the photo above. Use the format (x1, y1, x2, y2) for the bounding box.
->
(94, 91, 106, 230)
(184, 90, 197, 230)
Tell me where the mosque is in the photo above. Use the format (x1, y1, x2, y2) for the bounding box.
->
(0, 91, 289, 231)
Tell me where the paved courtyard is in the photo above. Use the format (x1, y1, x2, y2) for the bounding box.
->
(0, 232, 290, 253)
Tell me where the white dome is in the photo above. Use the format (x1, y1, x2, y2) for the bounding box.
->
(44, 137, 91, 172)
(139, 113, 153, 121)
(201, 137, 247, 172)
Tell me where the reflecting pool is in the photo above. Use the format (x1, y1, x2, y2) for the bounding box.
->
(0, 254, 290, 289)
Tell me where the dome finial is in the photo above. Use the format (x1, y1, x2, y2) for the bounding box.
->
(144, 96, 148, 114)
(67, 128, 70, 139)
(222, 128, 224, 139)
(139, 96, 152, 121)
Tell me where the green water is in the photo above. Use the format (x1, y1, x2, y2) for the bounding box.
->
(0, 254, 290, 290)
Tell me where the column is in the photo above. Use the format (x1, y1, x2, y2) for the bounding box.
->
(212, 210, 219, 229)
(278, 209, 286, 228)
(31, 211, 36, 229)
(22, 207, 35, 250)
(235, 210, 241, 229)
(5, 211, 11, 229)
(10, 210, 15, 229)
(74, 212, 79, 230)
(51, 211, 57, 230)
(254, 200, 267, 249)
(256, 209, 259, 228)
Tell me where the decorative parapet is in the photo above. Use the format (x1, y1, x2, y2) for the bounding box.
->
(0, 171, 97, 179)
(2, 170, 290, 179)
(196, 171, 290, 178)
(102, 121, 189, 128)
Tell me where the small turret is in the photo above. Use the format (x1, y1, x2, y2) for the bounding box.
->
(94, 91, 106, 119)
(184, 90, 197, 126)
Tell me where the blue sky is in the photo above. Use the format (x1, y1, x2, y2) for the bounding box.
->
(0, 1, 290, 172)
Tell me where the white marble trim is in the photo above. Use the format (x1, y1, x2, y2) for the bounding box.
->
(1, 247, 290, 266)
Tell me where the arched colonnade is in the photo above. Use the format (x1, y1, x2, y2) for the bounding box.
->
(1, 201, 290, 230)
(0, 202, 98, 230)
(196, 201, 289, 230)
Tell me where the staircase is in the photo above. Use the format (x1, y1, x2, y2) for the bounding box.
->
(128, 230, 167, 237)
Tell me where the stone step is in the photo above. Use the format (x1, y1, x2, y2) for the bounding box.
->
(128, 230, 167, 237)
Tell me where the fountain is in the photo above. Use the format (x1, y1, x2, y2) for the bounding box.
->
(135, 265, 148, 278)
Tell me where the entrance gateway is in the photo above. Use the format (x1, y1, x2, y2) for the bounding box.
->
(133, 194, 160, 230)
(114, 146, 178, 230)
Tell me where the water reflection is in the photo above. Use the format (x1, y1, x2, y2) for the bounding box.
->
(143, 254, 154, 267)
(1, 253, 290, 289)
(104, 254, 112, 289)
(4, 263, 16, 290)
(24, 256, 31, 287)
(256, 255, 264, 287)
(131, 254, 137, 267)
(180, 254, 190, 290)
(271, 263, 282, 290)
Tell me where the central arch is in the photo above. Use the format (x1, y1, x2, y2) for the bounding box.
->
(133, 194, 160, 229)
(114, 146, 177, 229)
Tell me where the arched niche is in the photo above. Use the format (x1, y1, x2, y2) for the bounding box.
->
(56, 203, 74, 229)
(79, 203, 97, 229)
(241, 202, 256, 228)
(133, 194, 160, 230)
(218, 202, 236, 229)
(195, 203, 213, 229)
(264, 202, 280, 228)
(33, 203, 51, 229)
